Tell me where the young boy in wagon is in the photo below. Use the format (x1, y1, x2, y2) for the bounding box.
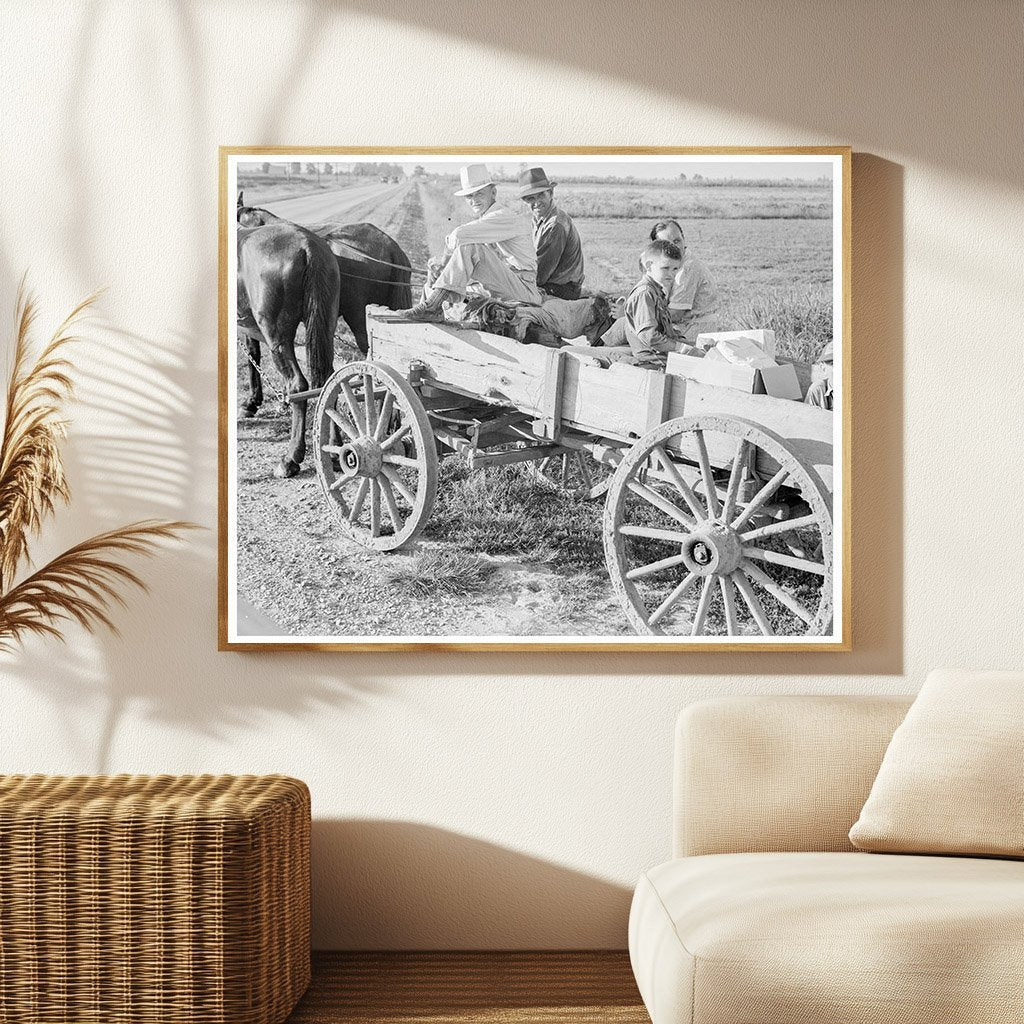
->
(601, 239, 706, 368)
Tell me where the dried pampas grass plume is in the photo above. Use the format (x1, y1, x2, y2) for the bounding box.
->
(0, 280, 196, 651)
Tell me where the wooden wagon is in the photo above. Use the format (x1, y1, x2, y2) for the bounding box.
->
(308, 309, 836, 638)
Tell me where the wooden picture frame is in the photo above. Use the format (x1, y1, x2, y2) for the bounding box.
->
(219, 147, 851, 651)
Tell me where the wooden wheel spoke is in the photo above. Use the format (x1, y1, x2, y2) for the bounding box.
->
(379, 475, 404, 534)
(690, 576, 714, 636)
(653, 445, 706, 522)
(648, 572, 699, 627)
(380, 423, 411, 452)
(363, 373, 377, 435)
(602, 413, 832, 639)
(741, 559, 814, 625)
(617, 524, 691, 544)
(739, 514, 819, 544)
(719, 575, 739, 636)
(731, 466, 790, 531)
(348, 478, 369, 523)
(539, 456, 554, 476)
(694, 430, 721, 519)
(373, 391, 395, 441)
(578, 455, 594, 492)
(316, 362, 439, 553)
(625, 551, 692, 581)
(722, 439, 750, 524)
(744, 547, 826, 576)
(339, 380, 363, 435)
(733, 570, 774, 636)
(626, 479, 695, 530)
(326, 407, 358, 439)
(560, 454, 570, 489)
(381, 465, 415, 504)
(369, 478, 381, 537)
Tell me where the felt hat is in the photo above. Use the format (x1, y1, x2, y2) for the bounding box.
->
(518, 166, 557, 198)
(454, 164, 495, 196)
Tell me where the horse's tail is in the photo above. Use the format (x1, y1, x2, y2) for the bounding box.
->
(301, 237, 340, 387)
(389, 244, 414, 310)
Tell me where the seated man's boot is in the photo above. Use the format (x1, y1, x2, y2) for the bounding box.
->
(390, 288, 456, 322)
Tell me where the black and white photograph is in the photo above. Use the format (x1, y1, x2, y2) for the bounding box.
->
(221, 149, 849, 649)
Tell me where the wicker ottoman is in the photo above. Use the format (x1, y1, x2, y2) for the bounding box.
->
(0, 774, 310, 1024)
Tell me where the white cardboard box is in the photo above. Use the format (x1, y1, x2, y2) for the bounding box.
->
(694, 328, 777, 358)
(666, 350, 803, 400)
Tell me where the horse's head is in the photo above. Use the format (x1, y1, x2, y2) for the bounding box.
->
(237, 203, 282, 228)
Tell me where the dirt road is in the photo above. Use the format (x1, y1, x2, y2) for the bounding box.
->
(262, 181, 405, 225)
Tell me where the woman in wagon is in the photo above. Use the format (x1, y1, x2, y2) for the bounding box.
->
(395, 163, 542, 321)
(649, 220, 719, 343)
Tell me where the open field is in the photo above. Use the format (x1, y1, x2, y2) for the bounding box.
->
(556, 181, 832, 220)
(232, 176, 835, 638)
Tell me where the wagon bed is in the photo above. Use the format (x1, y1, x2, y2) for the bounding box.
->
(305, 309, 837, 639)
(365, 311, 834, 492)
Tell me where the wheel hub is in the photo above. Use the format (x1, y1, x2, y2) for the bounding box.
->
(337, 437, 383, 479)
(681, 523, 743, 577)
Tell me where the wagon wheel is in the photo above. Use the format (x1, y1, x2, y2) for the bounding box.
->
(314, 361, 438, 551)
(603, 415, 833, 637)
(527, 444, 620, 500)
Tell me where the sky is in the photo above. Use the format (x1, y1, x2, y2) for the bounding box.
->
(238, 155, 835, 182)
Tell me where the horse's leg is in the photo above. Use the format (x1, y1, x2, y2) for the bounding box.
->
(241, 330, 264, 417)
(338, 290, 370, 357)
(256, 312, 308, 478)
(268, 343, 309, 478)
(349, 318, 369, 357)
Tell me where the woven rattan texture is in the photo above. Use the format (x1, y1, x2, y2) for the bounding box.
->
(0, 774, 311, 1024)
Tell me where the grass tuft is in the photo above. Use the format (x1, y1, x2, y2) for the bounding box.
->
(429, 461, 607, 573)
(730, 286, 833, 362)
(381, 548, 496, 597)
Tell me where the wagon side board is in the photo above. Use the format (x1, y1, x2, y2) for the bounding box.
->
(367, 314, 834, 493)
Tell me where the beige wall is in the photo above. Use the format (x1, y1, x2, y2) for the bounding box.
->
(1, 1, 1021, 948)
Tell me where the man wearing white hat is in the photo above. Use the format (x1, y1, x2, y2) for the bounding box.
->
(395, 163, 542, 321)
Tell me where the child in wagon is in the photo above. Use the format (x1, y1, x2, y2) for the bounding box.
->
(600, 239, 705, 368)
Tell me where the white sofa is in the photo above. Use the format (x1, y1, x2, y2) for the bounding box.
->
(629, 695, 1024, 1024)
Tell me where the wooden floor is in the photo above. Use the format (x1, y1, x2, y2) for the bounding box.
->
(286, 951, 649, 1023)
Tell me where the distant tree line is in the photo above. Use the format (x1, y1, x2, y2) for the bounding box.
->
(351, 162, 405, 178)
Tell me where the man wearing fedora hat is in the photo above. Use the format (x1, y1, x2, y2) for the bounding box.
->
(518, 167, 585, 301)
(394, 163, 541, 321)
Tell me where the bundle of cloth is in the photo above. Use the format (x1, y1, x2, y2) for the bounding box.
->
(465, 294, 615, 349)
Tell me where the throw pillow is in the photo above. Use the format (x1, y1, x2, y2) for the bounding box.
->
(849, 668, 1024, 857)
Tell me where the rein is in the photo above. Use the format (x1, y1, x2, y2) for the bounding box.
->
(237, 207, 430, 277)
(328, 236, 429, 277)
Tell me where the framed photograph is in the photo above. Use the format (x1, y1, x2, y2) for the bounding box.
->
(219, 147, 850, 651)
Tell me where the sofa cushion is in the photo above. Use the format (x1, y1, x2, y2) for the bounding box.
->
(630, 852, 1024, 1024)
(849, 668, 1024, 857)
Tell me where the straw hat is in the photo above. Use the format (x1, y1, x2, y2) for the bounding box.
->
(454, 164, 495, 196)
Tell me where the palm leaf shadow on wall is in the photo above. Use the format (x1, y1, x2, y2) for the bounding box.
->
(0, 281, 197, 651)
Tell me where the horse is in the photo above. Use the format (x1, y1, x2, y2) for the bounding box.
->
(237, 200, 341, 478)
(236, 192, 414, 478)
(238, 193, 413, 352)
